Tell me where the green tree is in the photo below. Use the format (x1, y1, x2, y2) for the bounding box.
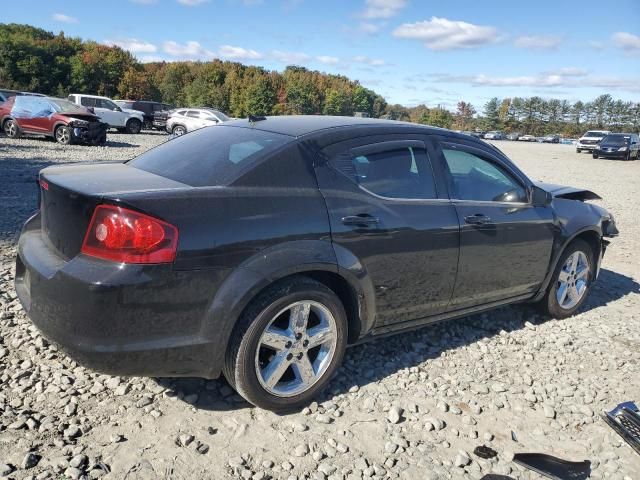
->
(322, 88, 350, 115)
(483, 97, 501, 130)
(244, 75, 276, 116)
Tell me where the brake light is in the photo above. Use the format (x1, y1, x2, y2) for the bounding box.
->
(81, 205, 178, 263)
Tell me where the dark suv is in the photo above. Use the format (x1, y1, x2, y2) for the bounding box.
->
(15, 116, 617, 411)
(114, 100, 174, 130)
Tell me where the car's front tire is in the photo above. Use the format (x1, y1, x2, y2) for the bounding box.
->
(126, 119, 142, 134)
(224, 276, 347, 412)
(539, 239, 593, 319)
(576, 148, 581, 153)
(55, 125, 73, 145)
(4, 119, 20, 138)
(593, 153, 598, 159)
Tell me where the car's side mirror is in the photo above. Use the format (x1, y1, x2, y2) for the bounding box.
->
(531, 185, 552, 206)
(114, 106, 122, 112)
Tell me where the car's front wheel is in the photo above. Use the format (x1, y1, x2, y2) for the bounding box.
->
(55, 125, 73, 145)
(4, 119, 20, 138)
(576, 148, 581, 153)
(224, 276, 347, 412)
(126, 118, 142, 134)
(593, 153, 599, 159)
(539, 239, 593, 319)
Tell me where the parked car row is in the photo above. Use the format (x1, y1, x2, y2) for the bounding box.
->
(1, 87, 236, 145)
(1, 95, 108, 145)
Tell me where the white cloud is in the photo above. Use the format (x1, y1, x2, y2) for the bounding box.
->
(544, 67, 588, 77)
(163, 40, 213, 59)
(104, 38, 158, 53)
(52, 13, 78, 24)
(612, 32, 640, 53)
(271, 50, 310, 64)
(177, 0, 209, 5)
(361, 0, 406, 19)
(353, 55, 385, 66)
(139, 55, 165, 63)
(218, 45, 262, 60)
(514, 35, 563, 50)
(359, 22, 382, 34)
(316, 55, 340, 65)
(429, 71, 640, 92)
(393, 17, 499, 51)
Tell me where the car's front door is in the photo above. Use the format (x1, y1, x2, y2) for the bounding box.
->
(315, 136, 460, 326)
(435, 138, 555, 309)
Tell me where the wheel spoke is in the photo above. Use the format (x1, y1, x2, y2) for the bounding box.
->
(290, 303, 310, 334)
(576, 265, 589, 280)
(570, 253, 579, 271)
(261, 327, 292, 351)
(557, 282, 569, 305)
(261, 351, 291, 389)
(306, 326, 333, 349)
(568, 285, 580, 301)
(293, 354, 315, 385)
(558, 270, 570, 283)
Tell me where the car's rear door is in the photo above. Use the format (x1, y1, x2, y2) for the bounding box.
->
(315, 135, 460, 326)
(434, 137, 555, 309)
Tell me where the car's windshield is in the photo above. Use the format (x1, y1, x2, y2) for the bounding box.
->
(602, 135, 630, 146)
(48, 98, 88, 113)
(129, 125, 292, 186)
(584, 131, 607, 138)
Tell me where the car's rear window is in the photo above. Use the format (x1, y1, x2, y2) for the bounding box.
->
(129, 126, 292, 187)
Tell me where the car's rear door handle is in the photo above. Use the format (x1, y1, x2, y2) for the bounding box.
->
(464, 214, 492, 225)
(341, 214, 380, 226)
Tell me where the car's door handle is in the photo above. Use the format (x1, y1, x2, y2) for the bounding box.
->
(464, 214, 492, 225)
(341, 214, 380, 226)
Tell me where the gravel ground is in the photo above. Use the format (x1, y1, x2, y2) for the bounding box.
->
(0, 133, 639, 480)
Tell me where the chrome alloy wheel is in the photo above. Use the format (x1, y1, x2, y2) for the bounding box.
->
(5, 121, 17, 137)
(556, 251, 589, 310)
(255, 301, 337, 397)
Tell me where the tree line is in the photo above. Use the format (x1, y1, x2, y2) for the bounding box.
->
(1, 23, 638, 136)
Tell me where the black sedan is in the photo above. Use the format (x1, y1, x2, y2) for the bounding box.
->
(593, 133, 640, 160)
(15, 116, 618, 411)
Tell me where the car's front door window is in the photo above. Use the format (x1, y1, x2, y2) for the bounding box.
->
(442, 148, 527, 203)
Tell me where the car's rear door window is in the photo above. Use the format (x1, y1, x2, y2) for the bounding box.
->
(332, 143, 437, 199)
(129, 126, 292, 187)
(441, 147, 527, 203)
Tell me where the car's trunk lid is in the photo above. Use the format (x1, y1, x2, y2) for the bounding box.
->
(39, 162, 188, 259)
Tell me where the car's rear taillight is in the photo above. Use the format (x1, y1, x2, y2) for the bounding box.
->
(81, 205, 178, 263)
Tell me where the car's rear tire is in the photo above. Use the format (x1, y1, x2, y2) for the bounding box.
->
(126, 118, 142, 134)
(592, 153, 598, 159)
(172, 125, 186, 136)
(224, 276, 348, 412)
(54, 125, 73, 145)
(539, 239, 594, 319)
(4, 119, 20, 138)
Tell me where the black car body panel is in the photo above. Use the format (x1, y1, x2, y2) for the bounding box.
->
(14, 116, 618, 379)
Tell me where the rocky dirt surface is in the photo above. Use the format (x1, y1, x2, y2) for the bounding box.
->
(0, 134, 639, 480)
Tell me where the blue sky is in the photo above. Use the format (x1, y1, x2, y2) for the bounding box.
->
(4, 0, 640, 109)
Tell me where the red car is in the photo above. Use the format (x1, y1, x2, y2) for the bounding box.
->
(1, 96, 107, 145)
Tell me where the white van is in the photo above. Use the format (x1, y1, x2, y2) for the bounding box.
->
(68, 94, 144, 133)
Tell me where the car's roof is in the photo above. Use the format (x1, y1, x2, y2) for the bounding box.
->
(72, 94, 110, 100)
(224, 115, 437, 138)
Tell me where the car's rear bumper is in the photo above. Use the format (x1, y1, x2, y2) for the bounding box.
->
(15, 213, 224, 379)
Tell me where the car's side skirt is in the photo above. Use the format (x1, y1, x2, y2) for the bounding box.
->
(355, 292, 534, 343)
